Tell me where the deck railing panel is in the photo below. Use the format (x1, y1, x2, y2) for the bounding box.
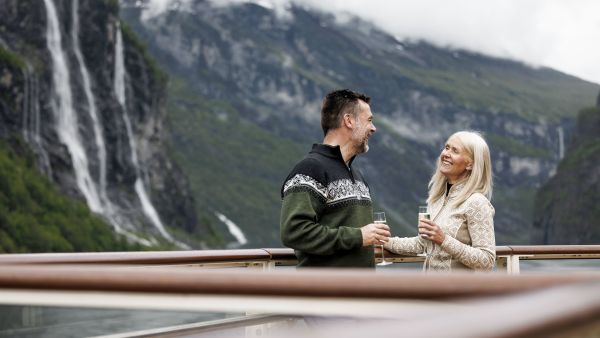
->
(0, 265, 599, 299)
(0, 267, 599, 338)
(0, 247, 599, 338)
(296, 282, 600, 338)
(0, 246, 599, 274)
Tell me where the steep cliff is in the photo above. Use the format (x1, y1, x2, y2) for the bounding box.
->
(0, 0, 201, 250)
(121, 1, 599, 246)
(531, 96, 600, 244)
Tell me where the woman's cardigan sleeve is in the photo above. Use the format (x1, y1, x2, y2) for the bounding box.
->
(440, 194, 496, 271)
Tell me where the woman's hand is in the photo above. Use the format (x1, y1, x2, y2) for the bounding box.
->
(418, 219, 446, 245)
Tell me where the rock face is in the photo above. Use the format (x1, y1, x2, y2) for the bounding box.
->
(531, 101, 600, 244)
(120, 1, 599, 245)
(0, 0, 200, 247)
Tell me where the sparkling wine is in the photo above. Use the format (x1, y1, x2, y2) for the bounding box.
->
(417, 206, 430, 257)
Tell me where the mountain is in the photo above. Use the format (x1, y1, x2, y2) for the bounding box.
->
(0, 0, 205, 250)
(531, 94, 600, 244)
(121, 0, 600, 247)
(1, 0, 598, 251)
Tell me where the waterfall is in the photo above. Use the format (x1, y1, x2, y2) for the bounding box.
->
(215, 212, 248, 246)
(114, 22, 127, 107)
(43, 0, 103, 213)
(21, 64, 29, 141)
(22, 64, 52, 176)
(44, 0, 155, 246)
(114, 22, 188, 249)
(71, 0, 108, 200)
(557, 126, 565, 160)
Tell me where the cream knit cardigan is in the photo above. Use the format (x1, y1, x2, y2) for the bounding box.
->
(384, 182, 496, 272)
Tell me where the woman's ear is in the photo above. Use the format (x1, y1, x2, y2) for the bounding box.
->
(466, 162, 473, 171)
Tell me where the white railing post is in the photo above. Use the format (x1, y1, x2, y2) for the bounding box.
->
(265, 261, 276, 270)
(245, 260, 287, 270)
(496, 255, 521, 274)
(507, 255, 521, 274)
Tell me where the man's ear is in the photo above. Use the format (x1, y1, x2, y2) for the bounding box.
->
(343, 113, 354, 128)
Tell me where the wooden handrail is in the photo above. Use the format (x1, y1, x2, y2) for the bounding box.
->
(501, 245, 600, 255)
(262, 248, 297, 261)
(0, 249, 271, 265)
(0, 265, 599, 299)
(0, 245, 598, 266)
(495, 245, 513, 255)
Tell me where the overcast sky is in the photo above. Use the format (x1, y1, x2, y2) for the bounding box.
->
(146, 0, 600, 85)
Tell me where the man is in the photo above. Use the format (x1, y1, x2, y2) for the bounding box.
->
(280, 89, 390, 267)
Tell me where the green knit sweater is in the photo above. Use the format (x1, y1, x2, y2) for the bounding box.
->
(280, 144, 374, 267)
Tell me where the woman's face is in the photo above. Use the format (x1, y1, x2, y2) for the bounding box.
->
(439, 136, 472, 183)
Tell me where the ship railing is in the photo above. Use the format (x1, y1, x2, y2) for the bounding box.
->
(0, 246, 599, 337)
(0, 245, 599, 274)
(0, 264, 599, 337)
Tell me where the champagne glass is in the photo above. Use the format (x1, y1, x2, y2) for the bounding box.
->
(374, 211, 392, 266)
(417, 206, 431, 258)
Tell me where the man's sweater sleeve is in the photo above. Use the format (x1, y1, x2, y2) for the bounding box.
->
(280, 189, 363, 255)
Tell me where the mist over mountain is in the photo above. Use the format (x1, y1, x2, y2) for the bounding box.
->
(122, 0, 599, 246)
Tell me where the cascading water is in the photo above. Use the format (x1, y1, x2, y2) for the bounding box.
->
(21, 65, 29, 140)
(45, 0, 155, 247)
(557, 126, 565, 160)
(215, 212, 248, 246)
(114, 21, 188, 248)
(22, 64, 52, 176)
(43, 0, 103, 213)
(71, 0, 108, 201)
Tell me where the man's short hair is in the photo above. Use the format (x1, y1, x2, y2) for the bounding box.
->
(321, 89, 371, 136)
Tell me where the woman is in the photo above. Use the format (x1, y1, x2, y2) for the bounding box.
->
(384, 131, 496, 271)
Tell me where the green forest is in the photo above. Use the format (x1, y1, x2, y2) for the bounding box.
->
(0, 141, 139, 253)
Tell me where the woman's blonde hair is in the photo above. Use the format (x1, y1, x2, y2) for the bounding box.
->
(427, 131, 493, 207)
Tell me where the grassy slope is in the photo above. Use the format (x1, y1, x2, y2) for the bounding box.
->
(167, 77, 305, 247)
(387, 44, 599, 121)
(0, 141, 140, 252)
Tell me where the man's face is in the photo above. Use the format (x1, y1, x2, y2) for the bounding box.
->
(351, 101, 376, 154)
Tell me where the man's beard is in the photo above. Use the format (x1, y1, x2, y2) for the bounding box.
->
(358, 138, 369, 153)
(353, 129, 369, 154)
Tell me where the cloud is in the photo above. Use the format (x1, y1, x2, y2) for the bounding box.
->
(300, 0, 600, 84)
(141, 0, 600, 84)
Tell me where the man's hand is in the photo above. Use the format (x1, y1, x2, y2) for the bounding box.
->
(360, 223, 391, 246)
